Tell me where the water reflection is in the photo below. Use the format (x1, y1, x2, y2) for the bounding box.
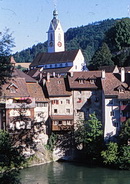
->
(20, 162, 130, 184)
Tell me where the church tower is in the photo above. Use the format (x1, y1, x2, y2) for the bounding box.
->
(47, 9, 65, 53)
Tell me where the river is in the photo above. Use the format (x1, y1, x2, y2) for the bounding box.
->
(20, 162, 130, 184)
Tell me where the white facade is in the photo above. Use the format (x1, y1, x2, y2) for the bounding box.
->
(34, 102, 49, 123)
(69, 49, 86, 72)
(50, 96, 73, 116)
(104, 98, 120, 140)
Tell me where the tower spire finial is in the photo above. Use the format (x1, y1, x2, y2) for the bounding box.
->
(53, 9, 58, 18)
(53, 0, 58, 18)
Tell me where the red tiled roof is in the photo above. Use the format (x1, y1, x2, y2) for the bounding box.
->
(26, 83, 49, 102)
(1, 78, 29, 98)
(12, 68, 37, 83)
(39, 67, 72, 75)
(98, 65, 117, 73)
(30, 49, 79, 67)
(68, 71, 102, 89)
(46, 77, 71, 97)
(102, 73, 130, 99)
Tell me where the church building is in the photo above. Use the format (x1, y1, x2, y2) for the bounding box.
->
(29, 9, 87, 75)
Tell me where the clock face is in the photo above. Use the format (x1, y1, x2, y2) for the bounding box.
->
(57, 41, 62, 47)
(49, 42, 53, 47)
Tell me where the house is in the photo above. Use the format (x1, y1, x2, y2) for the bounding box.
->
(44, 73, 73, 133)
(67, 71, 102, 128)
(0, 66, 49, 132)
(101, 68, 130, 141)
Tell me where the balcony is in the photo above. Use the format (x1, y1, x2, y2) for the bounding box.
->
(120, 105, 127, 111)
(120, 117, 126, 122)
(52, 124, 73, 131)
(120, 104, 130, 111)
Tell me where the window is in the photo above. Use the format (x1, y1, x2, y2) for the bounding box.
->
(119, 88, 124, 93)
(58, 33, 61, 41)
(61, 101, 63, 104)
(51, 100, 59, 104)
(110, 111, 114, 116)
(54, 121, 58, 125)
(54, 109, 57, 113)
(90, 79, 95, 84)
(10, 87, 16, 93)
(113, 121, 119, 127)
(2, 110, 5, 117)
(95, 97, 99, 102)
(66, 99, 70, 104)
(67, 121, 71, 125)
(75, 65, 77, 69)
(36, 102, 47, 107)
(109, 99, 113, 105)
(59, 121, 62, 125)
(50, 33, 53, 41)
(66, 109, 70, 113)
(79, 80, 84, 84)
(77, 98, 82, 103)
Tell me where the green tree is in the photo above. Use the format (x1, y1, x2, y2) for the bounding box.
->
(101, 142, 119, 166)
(118, 145, 130, 170)
(0, 29, 15, 86)
(119, 118, 130, 145)
(105, 18, 130, 52)
(0, 130, 25, 183)
(75, 113, 103, 160)
(90, 42, 114, 69)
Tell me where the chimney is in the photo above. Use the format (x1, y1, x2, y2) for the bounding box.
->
(47, 72, 50, 82)
(121, 67, 125, 82)
(102, 70, 105, 79)
(70, 71, 73, 77)
(43, 79, 46, 86)
(53, 72, 56, 78)
(39, 72, 43, 81)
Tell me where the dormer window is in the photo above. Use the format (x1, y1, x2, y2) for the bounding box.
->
(116, 85, 125, 93)
(119, 88, 125, 93)
(7, 83, 18, 94)
(90, 79, 95, 84)
(10, 87, 16, 93)
(79, 79, 84, 84)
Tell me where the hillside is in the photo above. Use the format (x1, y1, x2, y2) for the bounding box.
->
(13, 19, 116, 65)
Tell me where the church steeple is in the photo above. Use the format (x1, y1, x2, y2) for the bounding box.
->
(47, 9, 65, 53)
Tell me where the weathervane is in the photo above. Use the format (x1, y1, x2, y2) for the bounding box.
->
(53, 0, 57, 10)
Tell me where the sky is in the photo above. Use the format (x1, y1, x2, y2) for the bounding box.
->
(0, 0, 130, 53)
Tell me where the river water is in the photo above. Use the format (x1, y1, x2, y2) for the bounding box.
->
(20, 162, 130, 184)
